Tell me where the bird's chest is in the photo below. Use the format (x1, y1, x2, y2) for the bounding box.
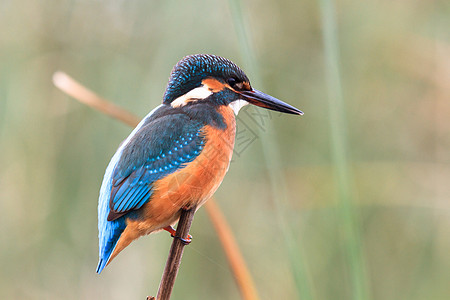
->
(150, 106, 236, 213)
(194, 106, 237, 202)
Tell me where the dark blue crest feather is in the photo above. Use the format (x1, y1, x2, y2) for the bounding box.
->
(163, 54, 249, 104)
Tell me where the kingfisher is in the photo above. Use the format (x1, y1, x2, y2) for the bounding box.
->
(97, 54, 303, 273)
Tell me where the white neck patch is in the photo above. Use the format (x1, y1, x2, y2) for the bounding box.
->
(229, 99, 249, 115)
(171, 85, 213, 108)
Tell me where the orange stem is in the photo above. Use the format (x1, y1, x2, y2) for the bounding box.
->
(204, 200, 260, 300)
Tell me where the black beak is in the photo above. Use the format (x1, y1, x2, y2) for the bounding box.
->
(240, 89, 303, 115)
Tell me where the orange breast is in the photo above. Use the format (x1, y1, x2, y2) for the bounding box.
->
(130, 105, 236, 234)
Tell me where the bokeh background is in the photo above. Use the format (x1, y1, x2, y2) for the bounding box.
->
(1, 0, 449, 299)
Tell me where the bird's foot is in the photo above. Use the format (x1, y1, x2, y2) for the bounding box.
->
(163, 226, 192, 245)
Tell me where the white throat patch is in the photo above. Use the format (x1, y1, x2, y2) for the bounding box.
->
(171, 85, 213, 108)
(229, 99, 249, 115)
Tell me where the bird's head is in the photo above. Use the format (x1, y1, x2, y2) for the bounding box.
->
(163, 54, 303, 115)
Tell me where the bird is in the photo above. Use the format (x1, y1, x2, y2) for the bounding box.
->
(96, 54, 303, 273)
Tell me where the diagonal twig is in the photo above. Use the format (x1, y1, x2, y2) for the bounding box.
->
(53, 72, 140, 127)
(155, 206, 197, 300)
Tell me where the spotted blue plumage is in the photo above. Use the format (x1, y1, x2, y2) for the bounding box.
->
(109, 128, 204, 220)
(97, 105, 205, 273)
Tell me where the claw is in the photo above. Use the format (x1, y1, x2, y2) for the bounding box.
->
(163, 225, 192, 245)
(176, 235, 192, 245)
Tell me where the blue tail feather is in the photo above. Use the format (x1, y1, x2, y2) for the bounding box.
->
(98, 147, 128, 274)
(97, 217, 126, 273)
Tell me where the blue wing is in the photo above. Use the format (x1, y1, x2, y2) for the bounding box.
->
(107, 114, 205, 220)
(97, 106, 205, 273)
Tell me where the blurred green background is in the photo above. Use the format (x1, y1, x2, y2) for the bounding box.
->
(1, 0, 449, 299)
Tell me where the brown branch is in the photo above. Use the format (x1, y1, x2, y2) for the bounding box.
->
(154, 206, 197, 300)
(53, 71, 260, 300)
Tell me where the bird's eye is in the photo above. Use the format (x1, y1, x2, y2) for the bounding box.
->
(227, 77, 237, 87)
(227, 77, 246, 91)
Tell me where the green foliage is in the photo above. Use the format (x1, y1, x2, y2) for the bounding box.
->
(1, 1, 449, 299)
